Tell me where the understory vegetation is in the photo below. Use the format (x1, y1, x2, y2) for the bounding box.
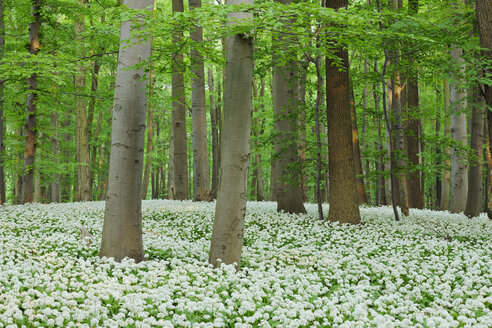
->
(0, 201, 491, 327)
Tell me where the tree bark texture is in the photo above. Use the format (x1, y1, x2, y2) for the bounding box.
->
(99, 0, 152, 262)
(209, 0, 253, 268)
(349, 83, 368, 204)
(23, 0, 41, 204)
(141, 68, 154, 199)
(441, 78, 451, 210)
(449, 46, 468, 213)
(50, 113, 61, 203)
(464, 88, 484, 217)
(208, 69, 219, 199)
(325, 0, 360, 224)
(190, 0, 211, 202)
(172, 0, 189, 200)
(298, 60, 308, 203)
(75, 0, 91, 202)
(272, 0, 306, 214)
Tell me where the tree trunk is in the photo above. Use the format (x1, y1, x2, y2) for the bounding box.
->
(449, 46, 468, 213)
(0, 0, 4, 205)
(99, 0, 152, 262)
(88, 54, 102, 197)
(298, 59, 308, 203)
(172, 0, 189, 200)
(50, 113, 61, 202)
(325, 0, 360, 224)
(209, 0, 253, 268)
(167, 124, 175, 199)
(441, 78, 451, 209)
(189, 0, 211, 202)
(272, 0, 306, 214)
(350, 83, 368, 204)
(75, 0, 91, 202)
(208, 68, 219, 199)
(23, 0, 41, 204)
(464, 88, 484, 217)
(141, 67, 154, 199)
(269, 149, 277, 202)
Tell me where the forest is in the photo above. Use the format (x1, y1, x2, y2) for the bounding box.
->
(0, 0, 492, 327)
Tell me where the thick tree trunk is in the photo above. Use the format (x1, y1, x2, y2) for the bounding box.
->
(349, 83, 368, 204)
(449, 46, 468, 213)
(190, 0, 211, 202)
(208, 69, 219, 199)
(464, 88, 484, 217)
(0, 0, 4, 205)
(325, 0, 360, 224)
(75, 0, 91, 202)
(209, 0, 253, 268)
(272, 0, 306, 214)
(172, 0, 189, 200)
(23, 0, 41, 204)
(99, 0, 152, 262)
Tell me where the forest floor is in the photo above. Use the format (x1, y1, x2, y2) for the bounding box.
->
(0, 200, 491, 327)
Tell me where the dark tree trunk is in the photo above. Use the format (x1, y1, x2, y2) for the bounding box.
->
(23, 0, 41, 203)
(325, 0, 360, 224)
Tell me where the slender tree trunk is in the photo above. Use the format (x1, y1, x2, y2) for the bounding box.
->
(75, 0, 91, 202)
(189, 0, 211, 201)
(272, 0, 306, 214)
(50, 113, 61, 202)
(209, 0, 253, 268)
(350, 83, 368, 204)
(441, 78, 451, 209)
(208, 68, 219, 199)
(485, 130, 492, 218)
(88, 59, 101, 197)
(99, 0, 152, 262)
(172, 0, 189, 200)
(325, 0, 360, 224)
(269, 149, 277, 202)
(34, 147, 41, 203)
(251, 79, 265, 201)
(298, 59, 308, 202)
(314, 57, 324, 220)
(23, 0, 41, 204)
(449, 46, 468, 213)
(465, 88, 485, 217)
(435, 88, 442, 208)
(167, 124, 175, 199)
(0, 0, 4, 205)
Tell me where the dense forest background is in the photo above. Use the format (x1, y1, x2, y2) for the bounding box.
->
(0, 0, 491, 219)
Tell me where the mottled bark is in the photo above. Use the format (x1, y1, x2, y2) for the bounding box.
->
(172, 0, 189, 200)
(209, 0, 253, 268)
(325, 0, 360, 224)
(99, 0, 152, 262)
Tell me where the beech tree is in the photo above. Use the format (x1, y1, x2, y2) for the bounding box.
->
(99, 0, 152, 262)
(209, 0, 253, 268)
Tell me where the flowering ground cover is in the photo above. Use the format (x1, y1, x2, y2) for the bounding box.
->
(0, 200, 491, 328)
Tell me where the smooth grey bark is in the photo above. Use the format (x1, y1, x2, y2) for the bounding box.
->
(449, 46, 468, 213)
(209, 0, 253, 268)
(99, 0, 152, 262)
(190, 0, 211, 202)
(172, 0, 189, 200)
(272, 0, 306, 214)
(464, 88, 484, 217)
